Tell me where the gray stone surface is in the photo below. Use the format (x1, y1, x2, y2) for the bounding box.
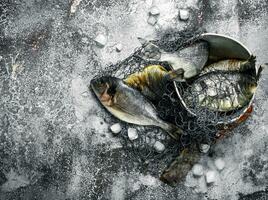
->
(0, 0, 268, 199)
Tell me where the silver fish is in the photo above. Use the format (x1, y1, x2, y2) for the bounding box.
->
(185, 69, 262, 112)
(139, 41, 209, 79)
(200, 55, 256, 75)
(90, 76, 183, 140)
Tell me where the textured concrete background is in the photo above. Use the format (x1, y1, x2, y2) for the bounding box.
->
(0, 0, 268, 199)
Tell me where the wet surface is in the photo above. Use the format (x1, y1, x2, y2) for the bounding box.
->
(0, 0, 268, 199)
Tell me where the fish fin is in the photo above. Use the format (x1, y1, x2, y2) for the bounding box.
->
(161, 123, 183, 140)
(165, 68, 185, 82)
(256, 65, 263, 81)
(160, 145, 200, 186)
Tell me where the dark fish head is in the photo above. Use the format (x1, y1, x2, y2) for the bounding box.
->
(90, 76, 120, 106)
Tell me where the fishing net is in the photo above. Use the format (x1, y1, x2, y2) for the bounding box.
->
(95, 28, 255, 173)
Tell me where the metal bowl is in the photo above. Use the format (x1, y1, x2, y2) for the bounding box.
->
(173, 33, 257, 125)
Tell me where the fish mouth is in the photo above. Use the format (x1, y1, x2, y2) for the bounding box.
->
(90, 78, 103, 97)
(90, 77, 113, 105)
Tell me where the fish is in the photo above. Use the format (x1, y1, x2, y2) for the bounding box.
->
(124, 65, 184, 101)
(160, 145, 200, 186)
(184, 67, 262, 112)
(201, 55, 256, 75)
(138, 41, 209, 79)
(90, 76, 183, 140)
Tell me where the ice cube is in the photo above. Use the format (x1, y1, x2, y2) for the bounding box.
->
(205, 171, 216, 184)
(115, 43, 123, 52)
(149, 6, 160, 16)
(214, 158, 225, 171)
(94, 34, 107, 47)
(110, 123, 122, 134)
(192, 164, 204, 177)
(147, 16, 157, 26)
(128, 128, 138, 140)
(200, 144, 210, 153)
(153, 141, 165, 153)
(179, 9, 189, 21)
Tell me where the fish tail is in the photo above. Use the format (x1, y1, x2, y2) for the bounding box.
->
(241, 55, 256, 72)
(256, 65, 263, 81)
(161, 123, 183, 140)
(160, 146, 201, 186)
